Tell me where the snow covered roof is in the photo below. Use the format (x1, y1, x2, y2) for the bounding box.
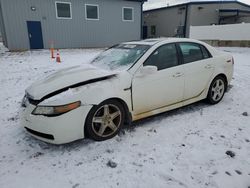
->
(143, 0, 250, 12)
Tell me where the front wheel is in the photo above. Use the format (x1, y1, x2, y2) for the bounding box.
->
(85, 100, 125, 141)
(207, 76, 226, 104)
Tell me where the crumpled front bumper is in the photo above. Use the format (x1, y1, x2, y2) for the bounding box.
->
(20, 102, 92, 144)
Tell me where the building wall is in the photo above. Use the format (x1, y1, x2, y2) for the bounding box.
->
(0, 1, 7, 44)
(143, 6, 186, 38)
(1, 0, 142, 51)
(187, 2, 250, 36)
(143, 2, 250, 38)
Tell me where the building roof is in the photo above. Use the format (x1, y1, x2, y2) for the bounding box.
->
(143, 1, 250, 12)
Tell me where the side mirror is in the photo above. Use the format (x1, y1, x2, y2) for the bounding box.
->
(137, 66, 158, 77)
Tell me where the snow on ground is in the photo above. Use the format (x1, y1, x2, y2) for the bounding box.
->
(0, 43, 250, 188)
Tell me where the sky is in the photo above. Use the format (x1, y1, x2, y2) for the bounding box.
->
(143, 0, 250, 10)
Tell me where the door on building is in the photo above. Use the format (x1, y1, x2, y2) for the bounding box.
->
(27, 21, 44, 49)
(143, 26, 148, 39)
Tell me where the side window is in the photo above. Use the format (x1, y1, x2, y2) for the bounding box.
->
(55, 2, 72, 19)
(123, 7, 134, 21)
(144, 44, 178, 71)
(179, 43, 203, 64)
(200, 45, 211, 59)
(85, 4, 99, 20)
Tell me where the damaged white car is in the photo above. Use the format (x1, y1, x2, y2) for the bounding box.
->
(21, 38, 234, 144)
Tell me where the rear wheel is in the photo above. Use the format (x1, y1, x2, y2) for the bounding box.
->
(85, 100, 125, 141)
(207, 76, 226, 104)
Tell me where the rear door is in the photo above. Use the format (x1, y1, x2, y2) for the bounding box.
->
(178, 42, 214, 100)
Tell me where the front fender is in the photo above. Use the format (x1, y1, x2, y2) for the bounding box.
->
(40, 72, 133, 111)
(81, 75, 132, 109)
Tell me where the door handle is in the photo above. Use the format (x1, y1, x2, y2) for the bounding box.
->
(205, 64, 212, 69)
(173, 72, 183, 78)
(29, 34, 32, 38)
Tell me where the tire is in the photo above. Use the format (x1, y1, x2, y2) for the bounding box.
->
(207, 76, 226, 104)
(85, 99, 125, 141)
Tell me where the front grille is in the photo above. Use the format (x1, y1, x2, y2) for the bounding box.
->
(25, 127, 54, 140)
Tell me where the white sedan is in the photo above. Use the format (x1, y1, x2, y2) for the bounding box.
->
(21, 38, 234, 144)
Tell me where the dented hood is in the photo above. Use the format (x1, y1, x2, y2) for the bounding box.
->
(26, 64, 116, 100)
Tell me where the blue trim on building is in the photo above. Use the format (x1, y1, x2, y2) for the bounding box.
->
(219, 9, 250, 13)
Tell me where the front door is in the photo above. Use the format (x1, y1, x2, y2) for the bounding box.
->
(27, 21, 44, 49)
(132, 43, 185, 115)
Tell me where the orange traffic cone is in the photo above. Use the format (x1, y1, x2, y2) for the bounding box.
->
(51, 48, 55, 59)
(56, 49, 61, 63)
(50, 40, 55, 59)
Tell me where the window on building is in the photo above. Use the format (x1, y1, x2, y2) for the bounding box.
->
(179, 43, 204, 63)
(123, 7, 134, 21)
(85, 4, 99, 20)
(55, 2, 72, 19)
(144, 44, 179, 71)
(151, 25, 156, 35)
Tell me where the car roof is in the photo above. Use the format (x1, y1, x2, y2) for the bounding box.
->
(123, 38, 204, 46)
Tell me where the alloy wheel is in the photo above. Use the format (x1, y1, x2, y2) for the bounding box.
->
(92, 104, 122, 138)
(211, 79, 225, 102)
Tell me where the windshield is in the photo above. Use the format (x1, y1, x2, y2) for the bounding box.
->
(91, 44, 150, 71)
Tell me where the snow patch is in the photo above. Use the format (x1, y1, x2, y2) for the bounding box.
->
(1, 43, 250, 188)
